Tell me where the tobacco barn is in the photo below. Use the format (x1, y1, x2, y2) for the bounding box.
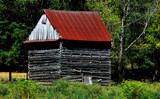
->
(24, 9, 112, 85)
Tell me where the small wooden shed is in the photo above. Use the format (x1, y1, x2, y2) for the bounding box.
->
(25, 9, 112, 85)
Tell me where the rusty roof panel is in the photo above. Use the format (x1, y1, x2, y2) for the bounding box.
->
(44, 9, 112, 42)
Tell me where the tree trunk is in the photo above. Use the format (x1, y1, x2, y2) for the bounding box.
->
(9, 68, 12, 81)
(118, 14, 126, 82)
(131, 62, 134, 70)
(118, 58, 125, 82)
(26, 72, 28, 80)
(143, 68, 146, 82)
(131, 62, 134, 79)
(152, 68, 158, 81)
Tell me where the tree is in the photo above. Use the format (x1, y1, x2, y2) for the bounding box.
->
(0, 0, 30, 81)
(145, 7, 160, 81)
(0, 21, 28, 81)
(117, 0, 159, 81)
(86, 0, 159, 81)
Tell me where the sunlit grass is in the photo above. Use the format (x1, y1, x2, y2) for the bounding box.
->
(0, 72, 27, 83)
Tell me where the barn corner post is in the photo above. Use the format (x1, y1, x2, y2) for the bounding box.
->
(27, 50, 30, 80)
(59, 42, 63, 79)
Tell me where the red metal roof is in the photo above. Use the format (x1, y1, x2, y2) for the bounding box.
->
(44, 9, 112, 42)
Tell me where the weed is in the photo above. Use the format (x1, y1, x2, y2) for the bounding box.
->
(0, 80, 160, 99)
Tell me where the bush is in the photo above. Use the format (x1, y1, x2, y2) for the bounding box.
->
(42, 80, 110, 99)
(0, 84, 10, 97)
(121, 80, 160, 99)
(121, 80, 145, 98)
(6, 80, 46, 99)
(140, 82, 160, 99)
(106, 86, 126, 99)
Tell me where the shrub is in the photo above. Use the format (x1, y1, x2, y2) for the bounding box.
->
(106, 86, 126, 99)
(44, 80, 92, 99)
(7, 80, 46, 99)
(140, 82, 160, 99)
(42, 80, 109, 99)
(121, 80, 160, 99)
(0, 84, 10, 97)
(121, 80, 146, 99)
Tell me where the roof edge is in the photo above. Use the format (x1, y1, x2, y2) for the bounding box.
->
(24, 39, 59, 43)
(24, 38, 112, 43)
(60, 38, 113, 42)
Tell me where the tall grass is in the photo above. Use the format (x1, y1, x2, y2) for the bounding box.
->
(0, 80, 160, 99)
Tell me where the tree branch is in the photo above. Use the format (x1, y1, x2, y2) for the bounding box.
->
(125, 0, 142, 17)
(124, 2, 159, 52)
(125, 0, 130, 7)
(124, 22, 148, 52)
(116, 31, 121, 41)
(124, 15, 145, 27)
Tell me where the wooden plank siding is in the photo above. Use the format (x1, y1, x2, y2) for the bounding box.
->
(28, 49, 61, 83)
(61, 47, 111, 86)
(28, 41, 111, 86)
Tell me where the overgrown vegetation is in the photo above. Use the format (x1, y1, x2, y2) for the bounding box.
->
(0, 80, 160, 99)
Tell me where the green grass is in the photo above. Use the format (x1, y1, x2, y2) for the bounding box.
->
(0, 80, 160, 99)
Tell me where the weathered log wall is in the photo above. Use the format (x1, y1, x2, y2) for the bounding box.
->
(61, 47, 111, 85)
(28, 49, 61, 83)
(28, 41, 111, 85)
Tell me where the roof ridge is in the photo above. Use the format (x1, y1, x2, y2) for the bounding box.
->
(44, 9, 98, 13)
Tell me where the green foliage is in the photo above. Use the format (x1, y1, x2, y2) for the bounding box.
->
(127, 43, 153, 69)
(145, 8, 160, 50)
(121, 80, 160, 99)
(0, 84, 9, 97)
(122, 80, 145, 98)
(105, 86, 126, 99)
(134, 7, 160, 72)
(0, 22, 28, 67)
(44, 80, 109, 99)
(6, 80, 46, 99)
(0, 80, 160, 99)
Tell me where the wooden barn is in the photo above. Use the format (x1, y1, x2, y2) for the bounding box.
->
(24, 9, 112, 86)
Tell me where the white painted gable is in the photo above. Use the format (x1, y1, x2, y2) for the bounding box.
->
(29, 14, 60, 40)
